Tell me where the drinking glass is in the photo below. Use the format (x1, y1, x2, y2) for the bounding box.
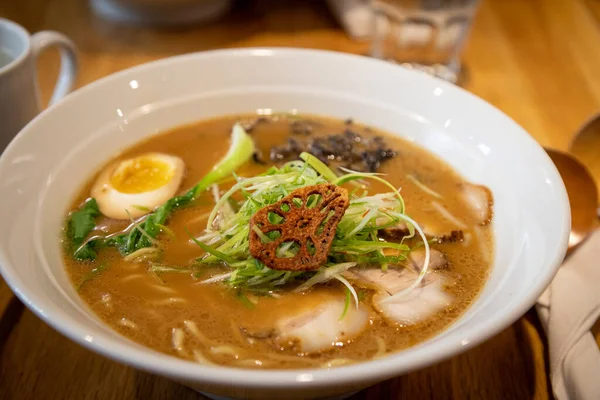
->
(370, 0, 480, 83)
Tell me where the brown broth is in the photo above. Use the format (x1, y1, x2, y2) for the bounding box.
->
(63, 114, 493, 369)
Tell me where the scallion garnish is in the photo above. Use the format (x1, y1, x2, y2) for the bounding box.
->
(188, 154, 427, 295)
(76, 263, 108, 291)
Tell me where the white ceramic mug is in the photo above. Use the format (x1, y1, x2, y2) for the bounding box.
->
(0, 18, 78, 152)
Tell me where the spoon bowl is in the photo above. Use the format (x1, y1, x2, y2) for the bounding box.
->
(546, 148, 598, 253)
(570, 113, 600, 210)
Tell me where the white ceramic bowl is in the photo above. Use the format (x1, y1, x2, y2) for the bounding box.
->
(0, 48, 569, 400)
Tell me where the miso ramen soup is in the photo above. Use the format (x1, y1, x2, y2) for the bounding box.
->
(62, 114, 493, 369)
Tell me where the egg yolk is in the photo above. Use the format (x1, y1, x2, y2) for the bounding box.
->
(110, 155, 174, 194)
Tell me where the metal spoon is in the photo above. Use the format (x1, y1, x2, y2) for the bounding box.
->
(570, 113, 600, 215)
(543, 113, 600, 253)
(546, 148, 598, 253)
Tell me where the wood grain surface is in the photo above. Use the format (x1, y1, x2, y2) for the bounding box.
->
(1, 0, 600, 399)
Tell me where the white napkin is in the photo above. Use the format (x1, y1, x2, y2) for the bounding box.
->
(326, 0, 373, 40)
(536, 230, 600, 400)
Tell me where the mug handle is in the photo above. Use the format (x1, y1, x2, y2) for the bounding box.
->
(30, 31, 79, 107)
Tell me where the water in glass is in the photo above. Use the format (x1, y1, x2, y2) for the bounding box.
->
(370, 0, 480, 83)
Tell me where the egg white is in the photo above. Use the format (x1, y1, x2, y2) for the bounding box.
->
(91, 153, 185, 220)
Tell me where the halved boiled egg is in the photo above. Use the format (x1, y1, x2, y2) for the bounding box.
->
(91, 152, 185, 220)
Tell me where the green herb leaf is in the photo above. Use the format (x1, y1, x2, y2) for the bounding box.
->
(68, 198, 101, 247)
(74, 242, 100, 261)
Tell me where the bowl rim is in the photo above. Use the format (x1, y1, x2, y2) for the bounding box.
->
(0, 47, 570, 389)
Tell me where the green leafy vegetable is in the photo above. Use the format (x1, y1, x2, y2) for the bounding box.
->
(74, 242, 100, 261)
(67, 198, 102, 261)
(70, 124, 254, 261)
(68, 198, 101, 248)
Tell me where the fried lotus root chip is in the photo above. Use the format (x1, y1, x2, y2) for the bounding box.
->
(249, 184, 350, 271)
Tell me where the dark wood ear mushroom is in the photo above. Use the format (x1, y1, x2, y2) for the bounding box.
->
(248, 184, 350, 271)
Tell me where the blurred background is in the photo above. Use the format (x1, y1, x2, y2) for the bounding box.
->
(1, 0, 599, 151)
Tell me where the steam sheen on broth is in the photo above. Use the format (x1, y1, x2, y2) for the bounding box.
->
(63, 115, 493, 369)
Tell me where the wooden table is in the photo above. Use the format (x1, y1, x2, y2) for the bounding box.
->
(1, 0, 599, 398)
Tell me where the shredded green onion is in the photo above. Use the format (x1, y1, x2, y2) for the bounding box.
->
(335, 274, 359, 310)
(251, 225, 273, 244)
(131, 204, 151, 212)
(406, 174, 443, 199)
(76, 263, 108, 291)
(340, 286, 352, 320)
(299, 152, 338, 182)
(187, 229, 238, 264)
(235, 290, 256, 309)
(186, 155, 428, 294)
(193, 124, 256, 198)
(123, 247, 161, 262)
(294, 262, 357, 293)
(149, 264, 193, 274)
(155, 223, 176, 239)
